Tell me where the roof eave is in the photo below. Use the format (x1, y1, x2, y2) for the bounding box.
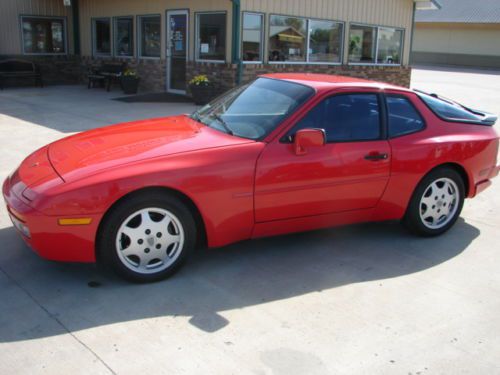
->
(414, 0, 442, 10)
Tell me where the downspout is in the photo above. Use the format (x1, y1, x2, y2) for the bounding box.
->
(231, 0, 243, 85)
(409, 1, 416, 66)
(72, 0, 80, 55)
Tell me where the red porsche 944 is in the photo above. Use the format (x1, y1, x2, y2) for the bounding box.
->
(3, 74, 499, 282)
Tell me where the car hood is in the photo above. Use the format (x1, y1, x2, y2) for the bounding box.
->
(48, 115, 252, 182)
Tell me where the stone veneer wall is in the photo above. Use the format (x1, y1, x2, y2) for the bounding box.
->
(0, 55, 81, 86)
(241, 64, 412, 88)
(186, 61, 238, 96)
(186, 62, 412, 95)
(80, 57, 166, 92)
(1, 55, 411, 93)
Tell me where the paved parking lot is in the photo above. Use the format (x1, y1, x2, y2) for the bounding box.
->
(1, 67, 499, 374)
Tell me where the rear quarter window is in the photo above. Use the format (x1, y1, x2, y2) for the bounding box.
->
(387, 96, 425, 138)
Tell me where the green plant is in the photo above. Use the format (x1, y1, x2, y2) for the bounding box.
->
(189, 74, 211, 86)
(123, 68, 138, 78)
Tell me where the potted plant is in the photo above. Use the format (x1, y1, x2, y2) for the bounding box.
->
(189, 74, 214, 105)
(121, 69, 140, 95)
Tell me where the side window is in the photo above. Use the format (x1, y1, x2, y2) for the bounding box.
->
(291, 94, 381, 142)
(387, 96, 425, 137)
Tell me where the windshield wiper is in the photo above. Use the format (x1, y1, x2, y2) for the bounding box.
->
(191, 112, 201, 122)
(212, 113, 234, 136)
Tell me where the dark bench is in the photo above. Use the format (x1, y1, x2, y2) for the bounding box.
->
(0, 59, 43, 89)
(88, 62, 125, 92)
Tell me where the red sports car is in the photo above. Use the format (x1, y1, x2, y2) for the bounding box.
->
(3, 74, 499, 282)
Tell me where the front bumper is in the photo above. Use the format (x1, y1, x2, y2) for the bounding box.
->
(3, 176, 99, 263)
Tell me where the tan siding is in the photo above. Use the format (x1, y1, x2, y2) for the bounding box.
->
(242, 0, 414, 65)
(414, 23, 500, 57)
(0, 0, 73, 55)
(79, 0, 232, 60)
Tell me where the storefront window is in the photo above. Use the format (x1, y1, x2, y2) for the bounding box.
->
(269, 15, 307, 62)
(197, 13, 227, 61)
(349, 24, 404, 65)
(115, 17, 133, 57)
(348, 24, 376, 63)
(138, 15, 161, 58)
(309, 20, 343, 63)
(21, 17, 66, 54)
(93, 18, 111, 55)
(377, 27, 403, 64)
(242, 13, 263, 62)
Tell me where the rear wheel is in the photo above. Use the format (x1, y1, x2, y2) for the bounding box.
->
(404, 168, 465, 236)
(98, 192, 197, 282)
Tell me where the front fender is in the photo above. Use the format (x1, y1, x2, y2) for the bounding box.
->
(34, 143, 265, 248)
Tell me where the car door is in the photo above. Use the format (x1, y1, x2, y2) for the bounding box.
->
(254, 91, 391, 222)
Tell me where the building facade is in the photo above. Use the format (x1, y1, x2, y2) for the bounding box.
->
(0, 0, 437, 92)
(413, 0, 500, 69)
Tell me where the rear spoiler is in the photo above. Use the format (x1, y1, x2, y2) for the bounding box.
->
(477, 112, 498, 126)
(465, 109, 497, 126)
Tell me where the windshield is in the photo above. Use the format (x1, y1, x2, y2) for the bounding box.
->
(190, 78, 314, 140)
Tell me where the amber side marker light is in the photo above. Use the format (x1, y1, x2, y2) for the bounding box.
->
(58, 218, 93, 226)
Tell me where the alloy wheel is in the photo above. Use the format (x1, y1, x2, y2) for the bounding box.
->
(115, 207, 185, 274)
(419, 177, 459, 230)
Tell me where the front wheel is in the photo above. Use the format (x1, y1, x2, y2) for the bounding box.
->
(404, 168, 465, 237)
(98, 192, 197, 282)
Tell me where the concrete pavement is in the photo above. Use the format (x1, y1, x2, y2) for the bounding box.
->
(1, 69, 500, 374)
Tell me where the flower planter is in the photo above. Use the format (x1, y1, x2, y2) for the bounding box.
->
(190, 84, 215, 105)
(121, 76, 140, 95)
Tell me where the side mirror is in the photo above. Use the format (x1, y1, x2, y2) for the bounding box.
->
(293, 128, 326, 156)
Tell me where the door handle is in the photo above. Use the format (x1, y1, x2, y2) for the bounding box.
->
(364, 152, 389, 161)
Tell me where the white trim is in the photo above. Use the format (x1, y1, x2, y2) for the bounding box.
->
(241, 11, 265, 63)
(268, 61, 343, 66)
(113, 16, 134, 58)
(20, 15, 68, 55)
(166, 9, 189, 94)
(92, 17, 112, 57)
(138, 56, 161, 60)
(137, 14, 162, 59)
(267, 14, 345, 65)
(195, 59, 226, 64)
(195, 11, 227, 63)
(306, 19, 311, 63)
(349, 63, 403, 67)
(347, 23, 405, 66)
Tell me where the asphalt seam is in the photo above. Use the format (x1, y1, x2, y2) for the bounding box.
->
(0, 266, 117, 375)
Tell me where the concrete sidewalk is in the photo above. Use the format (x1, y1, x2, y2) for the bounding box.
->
(1, 72, 499, 375)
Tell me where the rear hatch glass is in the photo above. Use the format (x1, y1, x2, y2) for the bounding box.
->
(415, 90, 497, 126)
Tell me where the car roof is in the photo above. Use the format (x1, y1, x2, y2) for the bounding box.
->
(260, 73, 411, 93)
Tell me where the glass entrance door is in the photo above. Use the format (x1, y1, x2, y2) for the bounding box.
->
(166, 10, 188, 94)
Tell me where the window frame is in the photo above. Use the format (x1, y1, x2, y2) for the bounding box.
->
(241, 11, 265, 64)
(348, 22, 405, 66)
(195, 11, 228, 63)
(113, 16, 134, 58)
(92, 17, 112, 57)
(268, 13, 344, 65)
(136, 14, 162, 60)
(282, 91, 386, 144)
(20, 15, 68, 56)
(384, 93, 427, 139)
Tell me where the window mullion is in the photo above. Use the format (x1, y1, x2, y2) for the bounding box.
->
(306, 18, 310, 63)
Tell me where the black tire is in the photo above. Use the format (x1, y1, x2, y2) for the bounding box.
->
(403, 167, 465, 237)
(97, 191, 197, 283)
